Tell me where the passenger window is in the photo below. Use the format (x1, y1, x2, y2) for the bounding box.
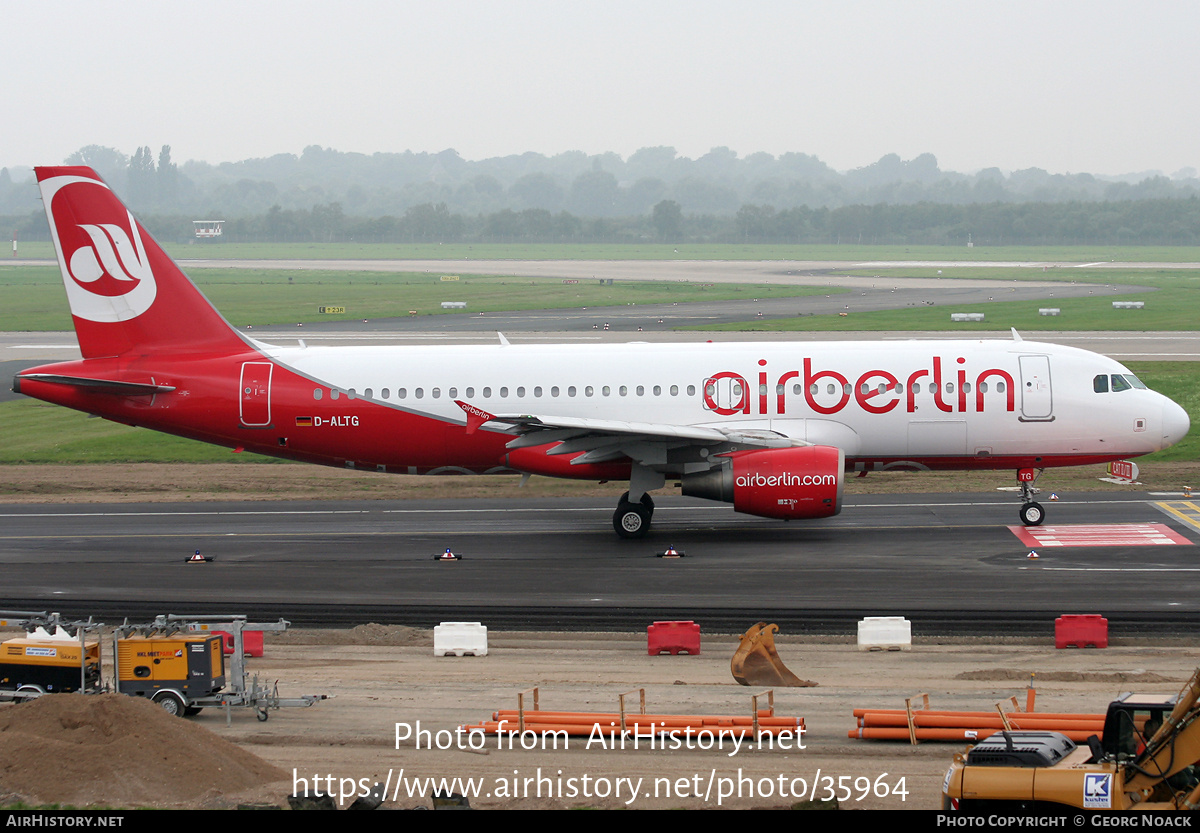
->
(517, 386, 526, 397)
(466, 387, 475, 398)
(483, 387, 492, 398)
(398, 388, 406, 399)
(996, 382, 1005, 393)
(534, 386, 543, 397)
(382, 388, 390, 399)
(551, 386, 560, 397)
(432, 388, 440, 399)
(687, 385, 696, 396)
(585, 386, 593, 396)
(653, 385, 661, 396)
(500, 387, 509, 397)
(313, 388, 323, 400)
(636, 386, 644, 396)
(603, 386, 611, 396)
(448, 387, 456, 398)
(415, 388, 423, 399)
(671, 385, 679, 396)
(567, 386, 576, 397)
(620, 386, 628, 396)
(331, 390, 341, 400)
(365, 388, 373, 399)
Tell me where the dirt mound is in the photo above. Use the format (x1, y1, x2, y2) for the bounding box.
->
(275, 623, 429, 646)
(957, 669, 1179, 684)
(0, 693, 287, 808)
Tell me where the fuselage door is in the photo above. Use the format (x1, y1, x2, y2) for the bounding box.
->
(239, 361, 273, 427)
(1018, 355, 1053, 421)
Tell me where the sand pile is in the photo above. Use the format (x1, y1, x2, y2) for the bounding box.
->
(0, 693, 287, 808)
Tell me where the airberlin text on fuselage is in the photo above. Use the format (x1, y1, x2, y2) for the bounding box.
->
(705, 356, 1016, 417)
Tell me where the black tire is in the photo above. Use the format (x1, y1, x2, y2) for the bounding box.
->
(154, 691, 186, 717)
(1020, 502, 1045, 526)
(614, 502, 652, 538)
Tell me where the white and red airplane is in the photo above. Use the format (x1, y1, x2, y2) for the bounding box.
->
(13, 167, 1191, 537)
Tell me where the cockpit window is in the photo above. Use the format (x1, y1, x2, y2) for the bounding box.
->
(1094, 375, 1109, 393)
(1125, 374, 1147, 390)
(1111, 374, 1132, 392)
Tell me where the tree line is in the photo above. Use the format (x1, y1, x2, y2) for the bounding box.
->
(5, 195, 1196, 247)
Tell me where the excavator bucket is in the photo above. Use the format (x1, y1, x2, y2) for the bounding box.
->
(730, 622, 817, 688)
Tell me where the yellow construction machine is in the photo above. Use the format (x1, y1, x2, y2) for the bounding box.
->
(943, 667, 1200, 811)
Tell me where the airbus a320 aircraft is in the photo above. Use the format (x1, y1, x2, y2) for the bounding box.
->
(13, 167, 1191, 537)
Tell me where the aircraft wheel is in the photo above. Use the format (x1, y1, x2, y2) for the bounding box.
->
(614, 502, 652, 539)
(153, 691, 186, 717)
(1020, 502, 1045, 526)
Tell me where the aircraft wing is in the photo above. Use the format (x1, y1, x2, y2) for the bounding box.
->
(492, 413, 803, 467)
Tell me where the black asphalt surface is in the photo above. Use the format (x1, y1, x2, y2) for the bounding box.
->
(1, 491, 1194, 635)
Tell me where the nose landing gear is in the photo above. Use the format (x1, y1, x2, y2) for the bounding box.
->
(1017, 468, 1045, 526)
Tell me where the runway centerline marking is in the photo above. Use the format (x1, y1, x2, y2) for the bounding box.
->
(1009, 523, 1192, 547)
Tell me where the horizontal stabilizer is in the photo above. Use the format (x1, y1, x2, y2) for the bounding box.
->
(15, 373, 175, 396)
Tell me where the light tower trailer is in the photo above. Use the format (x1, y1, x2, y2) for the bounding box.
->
(0, 611, 104, 700)
(114, 615, 327, 721)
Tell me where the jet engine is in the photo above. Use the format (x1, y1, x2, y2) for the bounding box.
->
(681, 445, 845, 520)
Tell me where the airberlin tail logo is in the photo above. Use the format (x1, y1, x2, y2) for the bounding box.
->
(41, 175, 158, 323)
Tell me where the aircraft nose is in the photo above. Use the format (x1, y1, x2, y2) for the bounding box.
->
(1162, 397, 1190, 449)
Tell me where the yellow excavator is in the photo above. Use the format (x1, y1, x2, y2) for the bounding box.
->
(943, 667, 1200, 811)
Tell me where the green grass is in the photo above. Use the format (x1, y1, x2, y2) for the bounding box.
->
(0, 264, 841, 330)
(0, 399, 277, 463)
(2, 361, 1194, 463)
(14, 241, 1200, 262)
(695, 268, 1200, 332)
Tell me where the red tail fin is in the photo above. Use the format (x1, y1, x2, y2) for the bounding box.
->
(36, 166, 247, 359)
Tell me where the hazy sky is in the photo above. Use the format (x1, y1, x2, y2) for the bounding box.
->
(5, 0, 1197, 175)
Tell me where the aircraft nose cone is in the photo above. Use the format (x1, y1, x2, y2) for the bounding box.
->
(1163, 398, 1190, 449)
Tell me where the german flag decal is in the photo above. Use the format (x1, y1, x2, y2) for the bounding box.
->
(295, 416, 313, 427)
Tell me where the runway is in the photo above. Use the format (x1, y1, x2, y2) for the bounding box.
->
(1, 491, 1196, 634)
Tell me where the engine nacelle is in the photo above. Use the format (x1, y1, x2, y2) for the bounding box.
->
(681, 445, 845, 520)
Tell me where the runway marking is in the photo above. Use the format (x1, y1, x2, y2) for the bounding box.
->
(1009, 523, 1192, 548)
(1154, 501, 1200, 536)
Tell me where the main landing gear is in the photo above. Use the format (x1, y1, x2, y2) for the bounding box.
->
(613, 492, 654, 539)
(1017, 468, 1045, 526)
